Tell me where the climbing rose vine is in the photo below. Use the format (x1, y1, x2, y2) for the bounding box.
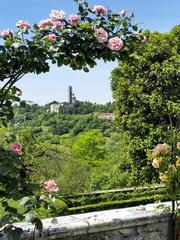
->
(0, 0, 145, 125)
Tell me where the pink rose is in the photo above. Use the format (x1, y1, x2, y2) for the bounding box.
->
(16, 20, 31, 30)
(10, 143, 23, 155)
(39, 19, 52, 30)
(44, 180, 59, 192)
(142, 36, 148, 44)
(69, 15, 79, 26)
(50, 10, 66, 21)
(48, 33, 57, 42)
(119, 9, 127, 17)
(93, 5, 107, 15)
(108, 37, 124, 51)
(94, 28, 108, 43)
(1, 29, 13, 39)
(52, 21, 62, 29)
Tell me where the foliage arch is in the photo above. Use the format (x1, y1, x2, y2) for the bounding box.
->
(0, 0, 142, 125)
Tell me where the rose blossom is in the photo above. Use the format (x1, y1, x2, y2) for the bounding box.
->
(10, 143, 23, 155)
(94, 28, 108, 43)
(50, 10, 65, 21)
(39, 18, 52, 30)
(159, 143, 169, 154)
(16, 20, 31, 30)
(153, 143, 169, 157)
(48, 33, 57, 42)
(152, 147, 161, 158)
(1, 29, 13, 39)
(142, 36, 148, 44)
(108, 37, 123, 51)
(69, 15, 79, 26)
(93, 5, 107, 15)
(52, 21, 62, 29)
(152, 158, 160, 169)
(177, 142, 180, 150)
(44, 180, 59, 192)
(119, 9, 127, 17)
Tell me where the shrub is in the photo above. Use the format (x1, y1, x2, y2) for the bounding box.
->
(52, 199, 68, 216)
(68, 194, 168, 215)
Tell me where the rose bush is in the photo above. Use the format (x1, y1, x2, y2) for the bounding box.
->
(151, 139, 180, 201)
(0, 144, 40, 238)
(0, 142, 60, 239)
(151, 133, 180, 239)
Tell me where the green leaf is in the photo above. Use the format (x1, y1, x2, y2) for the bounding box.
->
(24, 210, 38, 222)
(79, 23, 91, 29)
(129, 12, 134, 18)
(39, 194, 46, 201)
(20, 101, 26, 108)
(30, 196, 37, 205)
(122, 20, 128, 28)
(7, 227, 23, 240)
(0, 215, 11, 227)
(79, 5, 84, 13)
(132, 25, 138, 31)
(2, 201, 8, 208)
(20, 197, 30, 206)
(4, 39, 13, 48)
(83, 67, 89, 72)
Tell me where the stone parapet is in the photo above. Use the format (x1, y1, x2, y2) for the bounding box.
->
(16, 202, 172, 240)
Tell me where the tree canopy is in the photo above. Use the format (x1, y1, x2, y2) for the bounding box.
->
(111, 25, 180, 183)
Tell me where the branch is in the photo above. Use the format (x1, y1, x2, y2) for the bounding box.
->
(0, 68, 27, 106)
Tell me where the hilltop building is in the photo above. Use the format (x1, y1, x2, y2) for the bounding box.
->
(50, 86, 77, 113)
(98, 112, 115, 120)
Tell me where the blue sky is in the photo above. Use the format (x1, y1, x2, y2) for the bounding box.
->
(0, 0, 179, 105)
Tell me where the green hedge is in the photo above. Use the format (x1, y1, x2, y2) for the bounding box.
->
(68, 194, 168, 215)
(37, 199, 68, 219)
(64, 188, 166, 208)
(0, 187, 169, 219)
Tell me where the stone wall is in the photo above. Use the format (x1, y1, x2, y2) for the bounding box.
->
(17, 202, 172, 240)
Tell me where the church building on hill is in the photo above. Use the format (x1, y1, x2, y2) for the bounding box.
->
(50, 86, 76, 113)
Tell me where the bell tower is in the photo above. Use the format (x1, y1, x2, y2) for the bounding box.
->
(68, 86, 73, 104)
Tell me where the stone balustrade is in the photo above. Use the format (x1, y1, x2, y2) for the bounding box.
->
(16, 202, 173, 240)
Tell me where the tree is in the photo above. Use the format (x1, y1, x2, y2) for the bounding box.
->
(111, 26, 180, 184)
(88, 131, 132, 191)
(59, 130, 107, 194)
